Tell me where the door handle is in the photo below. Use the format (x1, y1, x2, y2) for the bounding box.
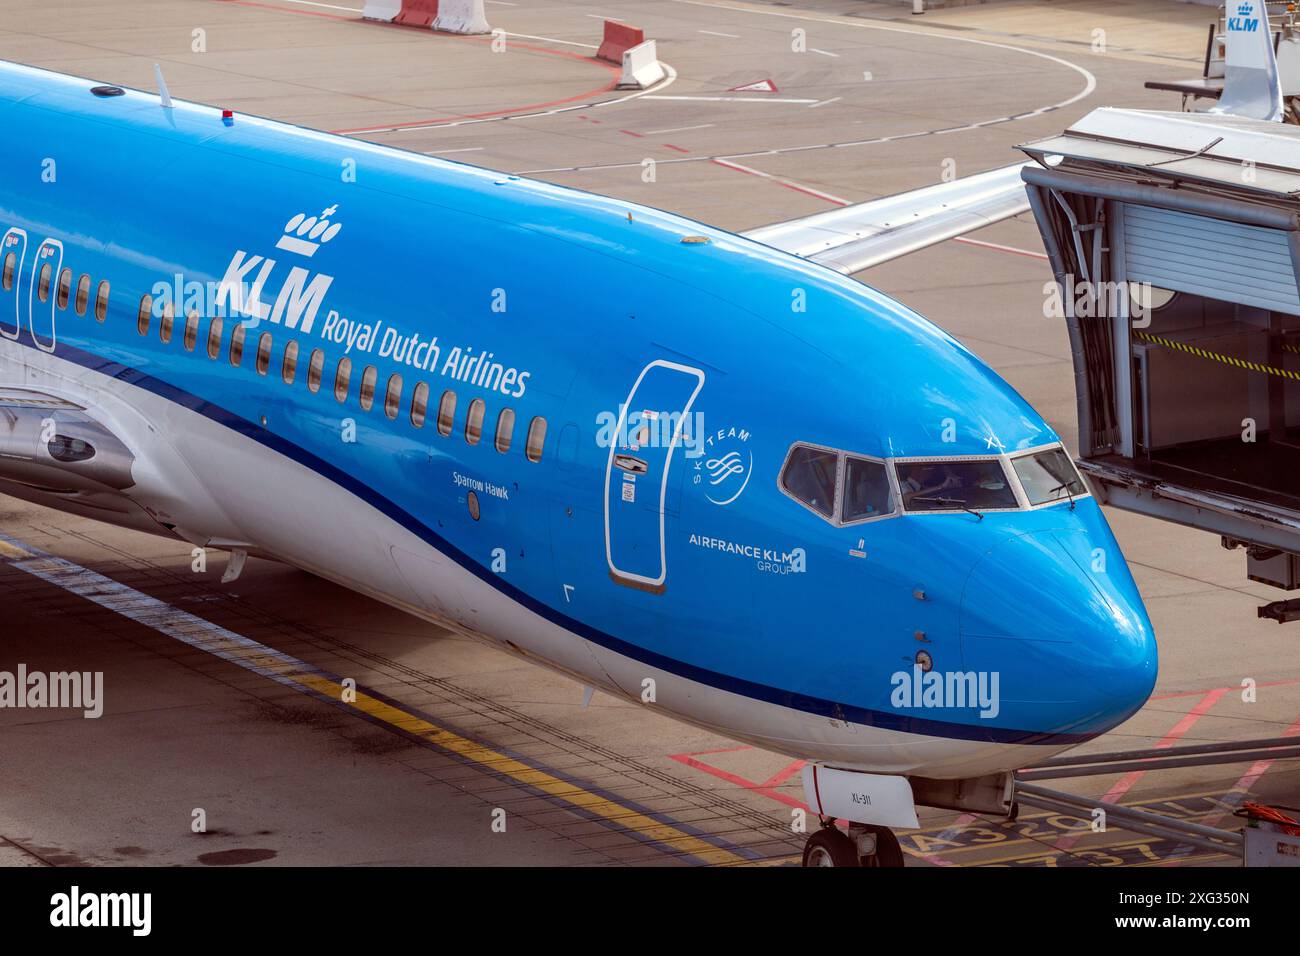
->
(614, 454, 648, 474)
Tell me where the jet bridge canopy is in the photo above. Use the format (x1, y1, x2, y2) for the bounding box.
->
(1019, 108, 1300, 598)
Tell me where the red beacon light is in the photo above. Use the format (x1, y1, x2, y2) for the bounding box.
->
(221, 109, 234, 126)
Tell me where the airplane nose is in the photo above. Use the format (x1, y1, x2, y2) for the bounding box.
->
(959, 525, 1157, 739)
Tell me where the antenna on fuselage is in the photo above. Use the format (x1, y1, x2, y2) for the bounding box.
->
(154, 63, 173, 109)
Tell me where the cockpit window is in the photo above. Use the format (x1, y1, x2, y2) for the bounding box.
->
(897, 459, 1016, 513)
(1012, 447, 1086, 506)
(841, 457, 893, 522)
(781, 445, 838, 518)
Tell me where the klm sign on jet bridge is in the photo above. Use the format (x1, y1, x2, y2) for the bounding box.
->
(1229, 2, 1261, 33)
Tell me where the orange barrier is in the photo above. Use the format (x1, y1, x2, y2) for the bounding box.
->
(596, 21, 645, 65)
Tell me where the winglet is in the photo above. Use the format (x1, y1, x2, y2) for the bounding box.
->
(1213, 0, 1284, 121)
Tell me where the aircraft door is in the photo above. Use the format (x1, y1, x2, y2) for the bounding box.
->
(604, 360, 705, 593)
(28, 238, 61, 352)
(0, 228, 28, 341)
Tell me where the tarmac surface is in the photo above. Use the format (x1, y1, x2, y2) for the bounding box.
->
(1, 0, 1297, 867)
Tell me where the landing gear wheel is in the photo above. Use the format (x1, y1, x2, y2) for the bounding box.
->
(802, 826, 860, 867)
(857, 825, 904, 868)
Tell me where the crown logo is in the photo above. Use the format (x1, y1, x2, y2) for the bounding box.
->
(276, 205, 342, 258)
(1237, 2, 1253, 15)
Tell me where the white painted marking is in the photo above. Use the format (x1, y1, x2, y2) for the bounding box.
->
(504, 31, 598, 50)
(644, 123, 716, 135)
(807, 96, 841, 109)
(485, 0, 517, 5)
(272, 0, 363, 11)
(588, 13, 622, 20)
(810, 48, 840, 58)
(641, 95, 818, 104)
(698, 30, 740, 38)
(425, 147, 486, 155)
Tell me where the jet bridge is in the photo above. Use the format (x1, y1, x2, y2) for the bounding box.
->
(1019, 108, 1300, 616)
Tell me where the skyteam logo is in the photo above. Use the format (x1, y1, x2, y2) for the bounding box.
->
(696, 424, 753, 506)
(210, 205, 342, 333)
(1229, 2, 1260, 32)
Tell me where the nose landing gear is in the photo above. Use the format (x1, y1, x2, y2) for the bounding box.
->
(802, 820, 904, 867)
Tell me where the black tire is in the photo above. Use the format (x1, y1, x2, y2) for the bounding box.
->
(859, 826, 904, 868)
(802, 827, 860, 867)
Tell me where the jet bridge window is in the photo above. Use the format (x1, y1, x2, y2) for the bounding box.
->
(255, 332, 272, 375)
(37, 263, 51, 303)
(526, 416, 546, 463)
(465, 398, 485, 445)
(384, 373, 402, 420)
(495, 408, 515, 454)
(897, 459, 1016, 513)
(282, 340, 299, 385)
(136, 295, 152, 336)
(410, 382, 429, 428)
(229, 321, 245, 366)
(74, 274, 90, 316)
(1, 253, 13, 291)
(841, 457, 894, 523)
(437, 390, 456, 436)
(1011, 447, 1086, 507)
(781, 445, 838, 518)
(359, 365, 378, 411)
(334, 357, 351, 402)
(56, 269, 70, 309)
(94, 280, 109, 322)
(207, 317, 223, 360)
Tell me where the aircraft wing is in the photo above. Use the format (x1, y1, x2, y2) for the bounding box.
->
(741, 162, 1031, 275)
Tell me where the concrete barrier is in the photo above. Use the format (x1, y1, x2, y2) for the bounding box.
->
(618, 40, 666, 90)
(432, 0, 490, 34)
(361, 0, 402, 20)
(394, 0, 439, 27)
(597, 21, 645, 65)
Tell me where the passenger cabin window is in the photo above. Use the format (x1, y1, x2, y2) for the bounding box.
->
(94, 280, 109, 322)
(307, 349, 324, 393)
(57, 268, 71, 309)
(229, 322, 245, 366)
(384, 373, 402, 420)
(282, 340, 298, 384)
(840, 457, 893, 522)
(896, 459, 1016, 513)
(207, 317, 223, 359)
(465, 398, 485, 445)
(37, 263, 51, 303)
(334, 357, 351, 402)
(495, 408, 515, 454)
(256, 332, 272, 375)
(410, 382, 429, 428)
(159, 302, 174, 343)
(781, 445, 838, 518)
(525, 417, 546, 463)
(74, 274, 90, 316)
(359, 365, 377, 411)
(183, 311, 199, 352)
(1011, 447, 1086, 507)
(437, 390, 456, 436)
(136, 295, 152, 336)
(1, 253, 13, 291)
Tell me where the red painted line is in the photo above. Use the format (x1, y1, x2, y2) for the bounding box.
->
(953, 236, 1048, 261)
(619, 129, 645, 138)
(662, 143, 691, 153)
